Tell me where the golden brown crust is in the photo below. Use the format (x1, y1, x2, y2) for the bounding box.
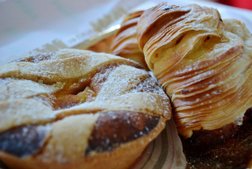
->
(0, 118, 165, 169)
(0, 49, 171, 169)
(111, 11, 148, 69)
(137, 3, 252, 138)
(85, 111, 160, 154)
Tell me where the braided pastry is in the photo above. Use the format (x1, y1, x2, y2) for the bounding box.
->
(0, 49, 171, 169)
(137, 3, 252, 138)
(111, 11, 148, 69)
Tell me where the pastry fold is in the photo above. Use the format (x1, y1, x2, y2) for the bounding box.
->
(111, 11, 148, 69)
(137, 3, 252, 138)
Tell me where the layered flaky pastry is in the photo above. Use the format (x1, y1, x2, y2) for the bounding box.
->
(0, 49, 171, 169)
(111, 11, 148, 69)
(137, 3, 252, 138)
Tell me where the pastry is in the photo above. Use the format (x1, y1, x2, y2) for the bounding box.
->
(137, 2, 252, 138)
(109, 3, 252, 167)
(136, 3, 252, 168)
(0, 49, 171, 169)
(111, 11, 148, 69)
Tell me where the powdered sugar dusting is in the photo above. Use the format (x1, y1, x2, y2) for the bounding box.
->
(0, 49, 171, 165)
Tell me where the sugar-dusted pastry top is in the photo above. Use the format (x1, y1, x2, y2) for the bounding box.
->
(0, 49, 171, 169)
(137, 3, 252, 137)
(111, 10, 148, 69)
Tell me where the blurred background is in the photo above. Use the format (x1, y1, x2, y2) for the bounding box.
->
(0, 0, 251, 65)
(213, 0, 252, 10)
